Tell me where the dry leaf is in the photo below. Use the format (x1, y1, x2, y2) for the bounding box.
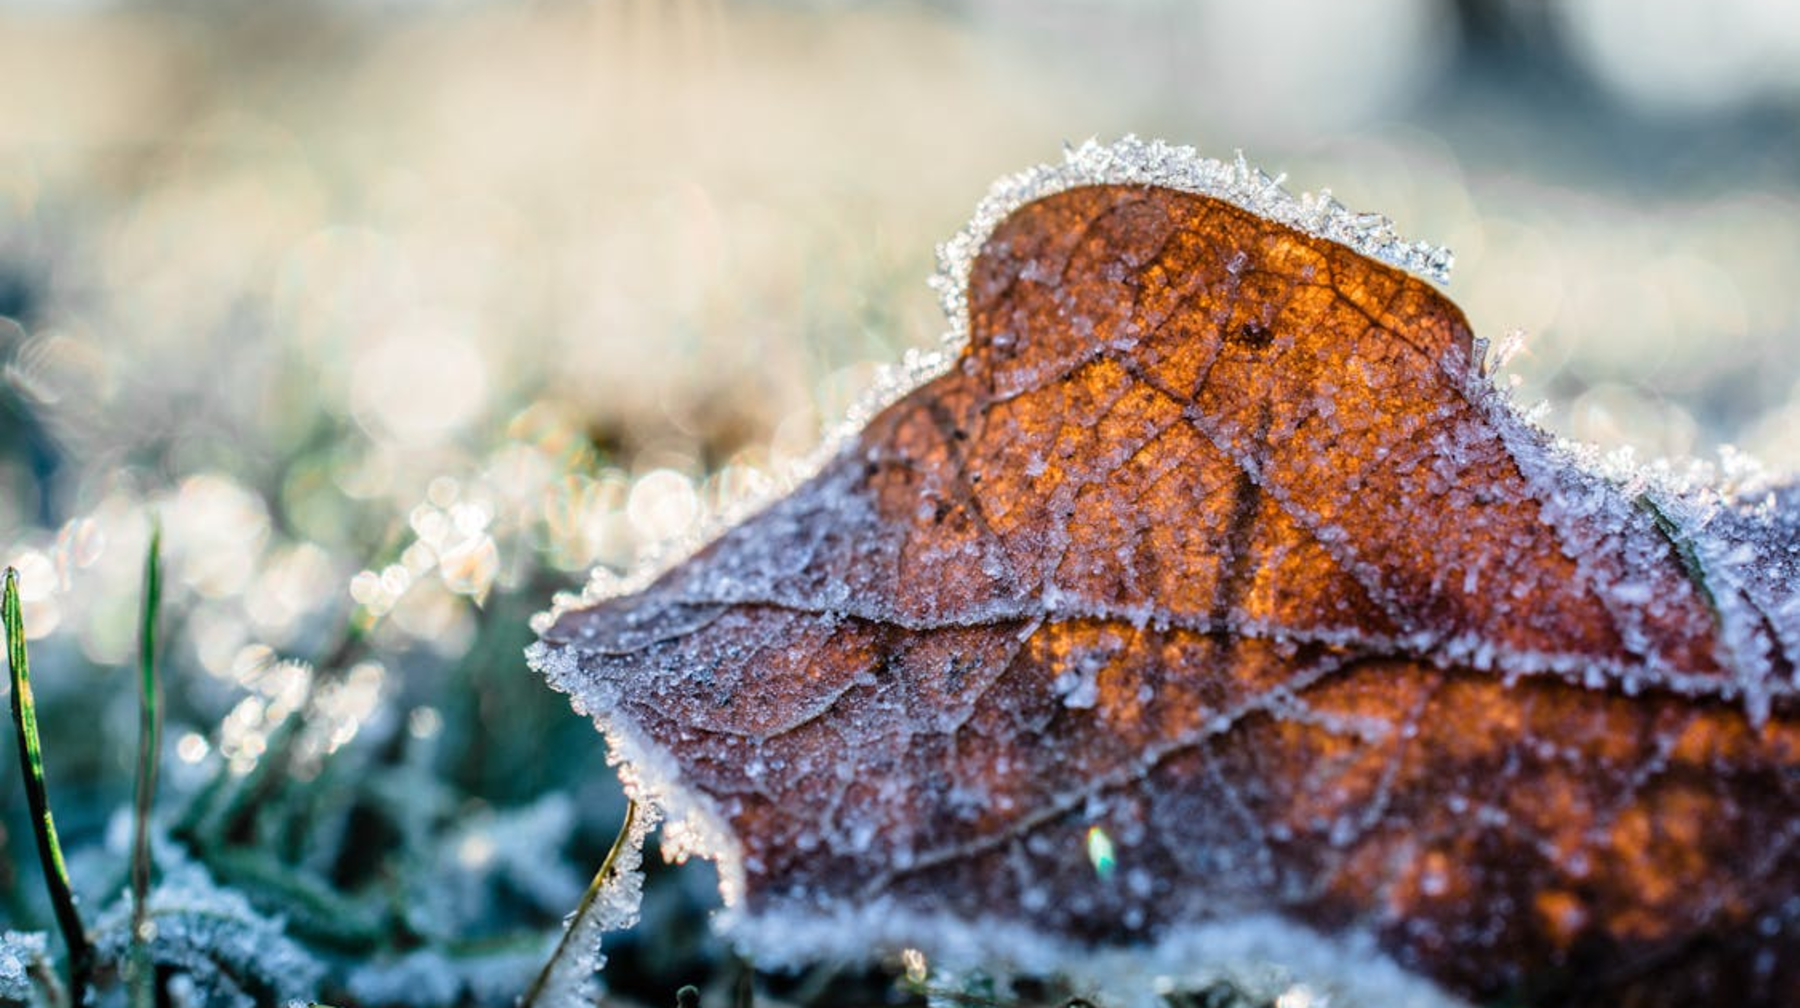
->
(532, 141, 1799, 1008)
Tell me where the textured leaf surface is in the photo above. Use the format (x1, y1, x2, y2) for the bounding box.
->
(536, 180, 1799, 1007)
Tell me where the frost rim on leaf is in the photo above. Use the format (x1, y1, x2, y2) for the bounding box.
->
(930, 135, 1457, 356)
(526, 639, 741, 899)
(727, 904, 1471, 1008)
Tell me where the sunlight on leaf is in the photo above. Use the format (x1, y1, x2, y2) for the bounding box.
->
(536, 141, 1800, 1008)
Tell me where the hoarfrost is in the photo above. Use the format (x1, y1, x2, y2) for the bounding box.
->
(931, 137, 1456, 360)
(92, 849, 324, 1007)
(525, 799, 660, 1008)
(727, 902, 1465, 1008)
(0, 931, 46, 1002)
(346, 946, 543, 1008)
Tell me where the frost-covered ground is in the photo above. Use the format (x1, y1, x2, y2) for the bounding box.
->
(1, 2, 1798, 1006)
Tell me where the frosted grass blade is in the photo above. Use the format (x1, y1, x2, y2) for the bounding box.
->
(520, 800, 639, 1008)
(4, 568, 92, 1004)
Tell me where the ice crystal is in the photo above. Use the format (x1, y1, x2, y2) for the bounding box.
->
(344, 946, 542, 1008)
(92, 853, 324, 1008)
(526, 800, 661, 1008)
(930, 136, 1456, 359)
(0, 932, 46, 1002)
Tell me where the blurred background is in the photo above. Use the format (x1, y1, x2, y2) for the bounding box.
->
(0, 0, 1798, 1003)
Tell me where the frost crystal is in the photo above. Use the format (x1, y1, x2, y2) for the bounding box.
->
(0, 931, 46, 1002)
(724, 904, 1465, 1008)
(930, 136, 1456, 360)
(92, 852, 324, 1008)
(526, 799, 661, 1008)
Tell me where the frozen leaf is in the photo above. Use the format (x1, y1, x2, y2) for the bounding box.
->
(532, 142, 1799, 1008)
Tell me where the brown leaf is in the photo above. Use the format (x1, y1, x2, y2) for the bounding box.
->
(534, 148, 1799, 1008)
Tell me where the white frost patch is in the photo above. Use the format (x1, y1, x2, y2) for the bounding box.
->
(0, 931, 45, 1002)
(727, 901, 1467, 1008)
(92, 848, 325, 1007)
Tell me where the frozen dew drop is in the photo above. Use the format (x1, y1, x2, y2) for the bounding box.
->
(407, 705, 443, 740)
(902, 947, 929, 986)
(1275, 983, 1324, 1008)
(176, 732, 210, 764)
(1085, 826, 1117, 881)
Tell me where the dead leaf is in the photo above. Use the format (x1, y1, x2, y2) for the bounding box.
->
(533, 143, 1799, 1008)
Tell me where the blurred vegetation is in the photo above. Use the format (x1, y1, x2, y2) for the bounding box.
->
(0, 0, 1797, 1005)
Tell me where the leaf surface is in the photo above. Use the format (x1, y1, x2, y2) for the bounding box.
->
(536, 177, 1799, 1008)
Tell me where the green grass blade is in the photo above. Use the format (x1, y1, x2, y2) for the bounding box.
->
(129, 523, 164, 1008)
(4, 567, 92, 1005)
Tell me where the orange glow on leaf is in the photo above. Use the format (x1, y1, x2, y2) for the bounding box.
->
(541, 183, 1798, 1007)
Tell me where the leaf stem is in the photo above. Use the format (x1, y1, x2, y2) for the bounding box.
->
(4, 567, 92, 1005)
(129, 523, 164, 1008)
(519, 799, 639, 1008)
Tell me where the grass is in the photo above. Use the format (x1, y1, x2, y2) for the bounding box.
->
(520, 799, 640, 1008)
(128, 522, 162, 1008)
(5, 566, 92, 1006)
(0, 527, 696, 1006)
